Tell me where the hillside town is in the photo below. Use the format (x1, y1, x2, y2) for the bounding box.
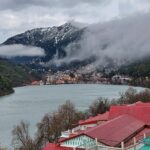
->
(43, 101, 150, 150)
(31, 70, 132, 86)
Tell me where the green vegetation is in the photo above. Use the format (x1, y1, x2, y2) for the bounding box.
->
(119, 59, 150, 78)
(87, 88, 150, 116)
(88, 97, 110, 116)
(118, 58, 150, 88)
(0, 59, 30, 87)
(0, 76, 14, 96)
(0, 58, 41, 96)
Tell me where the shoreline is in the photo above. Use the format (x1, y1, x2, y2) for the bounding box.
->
(29, 81, 149, 88)
(14, 82, 147, 91)
(0, 89, 14, 97)
(1, 82, 148, 97)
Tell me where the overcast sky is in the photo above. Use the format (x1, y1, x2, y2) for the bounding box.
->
(1, 0, 150, 43)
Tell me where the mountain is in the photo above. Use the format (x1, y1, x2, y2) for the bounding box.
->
(1, 20, 150, 74)
(2, 23, 85, 64)
(1, 21, 150, 88)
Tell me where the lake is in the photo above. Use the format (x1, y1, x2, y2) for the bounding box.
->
(0, 84, 145, 148)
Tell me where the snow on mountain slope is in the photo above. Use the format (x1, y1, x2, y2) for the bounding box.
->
(2, 13, 150, 70)
(2, 23, 85, 63)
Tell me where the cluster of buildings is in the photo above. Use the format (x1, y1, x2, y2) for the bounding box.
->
(43, 101, 150, 150)
(31, 73, 132, 85)
(45, 71, 77, 84)
(30, 67, 132, 85)
(31, 80, 44, 85)
(111, 75, 132, 84)
(44, 70, 132, 85)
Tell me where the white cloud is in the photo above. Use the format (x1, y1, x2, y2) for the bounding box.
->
(1, 0, 150, 43)
(0, 44, 45, 57)
(52, 12, 150, 68)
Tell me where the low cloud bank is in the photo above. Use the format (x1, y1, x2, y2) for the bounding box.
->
(0, 44, 45, 57)
(52, 12, 150, 69)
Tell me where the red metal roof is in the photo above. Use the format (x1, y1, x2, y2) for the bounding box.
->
(60, 115, 145, 147)
(44, 102, 150, 149)
(84, 114, 145, 147)
(79, 112, 109, 125)
(43, 143, 73, 150)
(109, 102, 150, 124)
(125, 127, 150, 147)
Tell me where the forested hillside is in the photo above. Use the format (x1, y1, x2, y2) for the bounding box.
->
(0, 58, 41, 96)
(0, 76, 14, 96)
(118, 58, 150, 88)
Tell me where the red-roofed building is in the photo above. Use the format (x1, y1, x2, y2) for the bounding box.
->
(60, 115, 147, 148)
(78, 111, 109, 125)
(31, 80, 44, 85)
(60, 112, 109, 140)
(109, 102, 150, 124)
(43, 102, 150, 150)
(43, 143, 73, 150)
(84, 115, 146, 147)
